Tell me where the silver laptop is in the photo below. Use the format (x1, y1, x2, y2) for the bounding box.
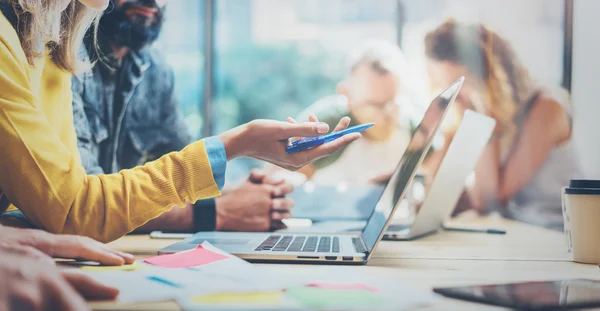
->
(159, 77, 464, 265)
(286, 90, 495, 240)
(384, 109, 495, 240)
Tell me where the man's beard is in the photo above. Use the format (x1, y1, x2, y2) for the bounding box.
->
(98, 1, 164, 51)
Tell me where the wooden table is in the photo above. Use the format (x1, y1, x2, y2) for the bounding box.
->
(91, 216, 600, 311)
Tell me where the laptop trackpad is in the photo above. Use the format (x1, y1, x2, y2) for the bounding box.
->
(189, 238, 250, 245)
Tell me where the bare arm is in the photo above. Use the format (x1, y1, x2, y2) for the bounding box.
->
(497, 95, 571, 200)
(458, 95, 571, 212)
(133, 202, 195, 233)
(462, 141, 501, 211)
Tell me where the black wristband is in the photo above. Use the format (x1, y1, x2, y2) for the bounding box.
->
(192, 198, 217, 231)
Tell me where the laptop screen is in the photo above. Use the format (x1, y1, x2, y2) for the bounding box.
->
(360, 78, 463, 252)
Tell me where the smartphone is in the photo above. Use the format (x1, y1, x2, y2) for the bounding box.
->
(286, 123, 375, 154)
(150, 231, 192, 239)
(434, 279, 600, 310)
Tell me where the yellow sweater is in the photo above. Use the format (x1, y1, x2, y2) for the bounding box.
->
(0, 14, 220, 242)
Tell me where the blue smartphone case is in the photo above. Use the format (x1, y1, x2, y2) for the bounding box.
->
(286, 123, 375, 154)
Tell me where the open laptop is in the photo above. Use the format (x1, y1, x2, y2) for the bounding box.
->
(383, 109, 495, 240)
(279, 91, 494, 241)
(159, 77, 464, 265)
(301, 109, 495, 239)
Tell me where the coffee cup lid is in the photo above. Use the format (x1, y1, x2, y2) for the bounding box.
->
(565, 187, 600, 195)
(570, 180, 600, 189)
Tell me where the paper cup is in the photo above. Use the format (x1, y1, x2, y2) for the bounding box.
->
(563, 187, 600, 264)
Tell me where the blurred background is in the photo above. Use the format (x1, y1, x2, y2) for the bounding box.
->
(154, 0, 578, 182)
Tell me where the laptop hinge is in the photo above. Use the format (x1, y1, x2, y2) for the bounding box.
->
(353, 237, 368, 254)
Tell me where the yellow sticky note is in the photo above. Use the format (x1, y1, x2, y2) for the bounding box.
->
(192, 292, 282, 305)
(81, 262, 146, 272)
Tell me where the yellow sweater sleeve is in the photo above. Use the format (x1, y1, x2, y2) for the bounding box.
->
(0, 32, 221, 242)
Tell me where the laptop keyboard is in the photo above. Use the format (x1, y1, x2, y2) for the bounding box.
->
(287, 236, 305, 252)
(255, 235, 341, 253)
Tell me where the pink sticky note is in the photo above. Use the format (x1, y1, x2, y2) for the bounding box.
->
(306, 282, 379, 293)
(144, 245, 229, 268)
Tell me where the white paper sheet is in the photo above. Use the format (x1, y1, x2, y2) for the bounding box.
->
(84, 242, 436, 310)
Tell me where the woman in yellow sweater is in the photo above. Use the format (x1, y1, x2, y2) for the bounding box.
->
(0, 0, 359, 243)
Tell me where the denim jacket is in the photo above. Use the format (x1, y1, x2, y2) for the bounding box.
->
(72, 42, 217, 230)
(72, 46, 191, 174)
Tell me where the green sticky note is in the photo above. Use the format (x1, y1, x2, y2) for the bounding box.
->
(285, 286, 388, 309)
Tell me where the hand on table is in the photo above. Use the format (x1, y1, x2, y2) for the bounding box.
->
(216, 169, 294, 232)
(0, 242, 119, 311)
(219, 117, 360, 171)
(0, 226, 134, 266)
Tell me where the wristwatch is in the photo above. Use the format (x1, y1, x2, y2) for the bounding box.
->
(192, 199, 217, 231)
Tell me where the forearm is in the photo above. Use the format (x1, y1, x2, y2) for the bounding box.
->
(133, 199, 218, 233)
(219, 123, 247, 160)
(1, 139, 221, 242)
(133, 203, 195, 234)
(497, 139, 556, 202)
(466, 142, 501, 211)
(495, 96, 568, 202)
(76, 141, 222, 241)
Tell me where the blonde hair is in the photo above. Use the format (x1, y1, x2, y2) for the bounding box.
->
(346, 40, 414, 118)
(347, 40, 409, 87)
(425, 20, 536, 153)
(4, 0, 101, 73)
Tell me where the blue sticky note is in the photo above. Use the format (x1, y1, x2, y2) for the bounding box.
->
(147, 276, 182, 288)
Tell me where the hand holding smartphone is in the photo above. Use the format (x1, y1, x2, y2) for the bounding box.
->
(286, 123, 375, 154)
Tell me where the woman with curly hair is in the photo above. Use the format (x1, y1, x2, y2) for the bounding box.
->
(425, 20, 581, 231)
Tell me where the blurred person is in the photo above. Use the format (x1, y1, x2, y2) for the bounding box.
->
(0, 224, 134, 311)
(0, 0, 359, 242)
(424, 20, 581, 230)
(72, 0, 294, 233)
(292, 41, 414, 185)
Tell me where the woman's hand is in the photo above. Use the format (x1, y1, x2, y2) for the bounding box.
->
(219, 117, 359, 171)
(0, 226, 134, 266)
(0, 243, 118, 311)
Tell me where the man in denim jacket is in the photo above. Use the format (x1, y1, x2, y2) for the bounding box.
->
(72, 0, 294, 233)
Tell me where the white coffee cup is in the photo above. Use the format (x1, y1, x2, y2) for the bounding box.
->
(563, 186, 600, 264)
